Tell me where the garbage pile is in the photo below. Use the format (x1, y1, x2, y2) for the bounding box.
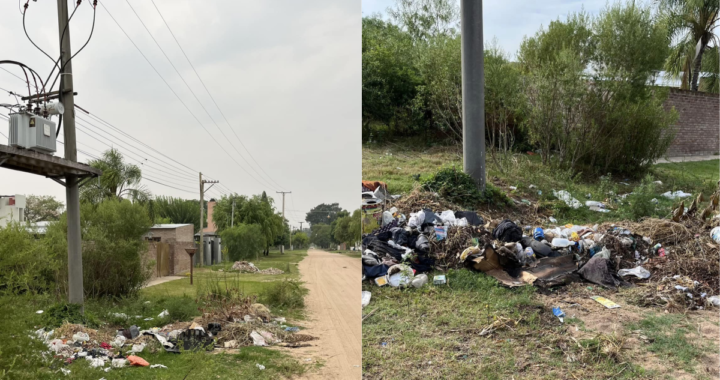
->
(361, 183, 720, 311)
(231, 261, 285, 275)
(32, 302, 312, 374)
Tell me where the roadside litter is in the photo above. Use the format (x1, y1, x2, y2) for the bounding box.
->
(231, 261, 284, 275)
(361, 182, 720, 311)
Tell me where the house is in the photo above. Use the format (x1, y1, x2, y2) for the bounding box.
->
(143, 224, 196, 279)
(0, 194, 26, 227)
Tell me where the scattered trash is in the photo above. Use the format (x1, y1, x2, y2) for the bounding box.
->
(60, 368, 71, 376)
(362, 291, 372, 308)
(591, 296, 621, 309)
(708, 296, 720, 307)
(158, 310, 169, 318)
(617, 266, 651, 279)
(434, 226, 447, 241)
(549, 217, 558, 223)
(554, 190, 582, 209)
(72, 332, 90, 342)
(129, 343, 145, 354)
(36, 310, 43, 314)
(552, 307, 565, 323)
(127, 355, 149, 367)
(150, 364, 168, 369)
(433, 275, 447, 285)
(285, 327, 300, 332)
(411, 273, 428, 288)
(111, 359, 127, 368)
(374, 276, 388, 287)
(662, 190, 692, 199)
(224, 340, 238, 348)
(256, 363, 266, 370)
(251, 331, 267, 346)
(711, 226, 720, 244)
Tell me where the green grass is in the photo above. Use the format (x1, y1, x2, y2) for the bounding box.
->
(362, 269, 654, 379)
(363, 144, 719, 225)
(328, 250, 362, 258)
(626, 314, 709, 372)
(0, 249, 311, 379)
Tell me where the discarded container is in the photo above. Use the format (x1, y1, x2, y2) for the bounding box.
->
(361, 291, 372, 308)
(711, 227, 720, 244)
(434, 226, 447, 241)
(374, 276, 388, 287)
(708, 296, 720, 307)
(411, 274, 428, 288)
(552, 307, 565, 323)
(72, 332, 90, 342)
(433, 275, 447, 285)
(382, 211, 394, 226)
(533, 227, 544, 241)
(617, 266, 651, 279)
(585, 201, 605, 208)
(549, 217, 558, 224)
(551, 238, 573, 248)
(591, 296, 620, 309)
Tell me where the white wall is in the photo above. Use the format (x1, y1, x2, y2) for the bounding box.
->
(0, 195, 26, 227)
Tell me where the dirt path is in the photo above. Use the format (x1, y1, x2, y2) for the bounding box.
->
(281, 249, 361, 379)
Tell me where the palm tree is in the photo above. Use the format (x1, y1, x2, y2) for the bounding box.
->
(660, 0, 719, 92)
(81, 148, 151, 203)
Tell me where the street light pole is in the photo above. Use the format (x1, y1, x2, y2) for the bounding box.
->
(461, 0, 486, 191)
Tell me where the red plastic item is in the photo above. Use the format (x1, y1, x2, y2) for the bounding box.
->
(100, 342, 111, 349)
(127, 355, 149, 367)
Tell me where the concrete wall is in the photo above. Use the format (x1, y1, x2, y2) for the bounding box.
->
(144, 225, 196, 276)
(665, 89, 720, 157)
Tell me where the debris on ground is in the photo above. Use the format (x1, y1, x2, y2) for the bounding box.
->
(361, 180, 720, 312)
(230, 261, 285, 274)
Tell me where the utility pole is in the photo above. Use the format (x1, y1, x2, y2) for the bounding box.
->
(199, 173, 218, 267)
(58, 0, 83, 308)
(231, 198, 235, 228)
(299, 221, 304, 233)
(276, 191, 291, 254)
(289, 226, 293, 251)
(461, 0, 486, 191)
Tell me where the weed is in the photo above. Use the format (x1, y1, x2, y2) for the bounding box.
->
(165, 295, 199, 322)
(259, 279, 307, 311)
(422, 167, 510, 208)
(42, 303, 99, 328)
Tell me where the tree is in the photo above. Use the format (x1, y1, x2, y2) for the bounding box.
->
(389, 0, 459, 40)
(333, 209, 361, 246)
(291, 230, 309, 249)
(25, 195, 64, 222)
(220, 224, 265, 261)
(659, 0, 719, 92)
(306, 203, 344, 226)
(213, 194, 284, 255)
(151, 196, 205, 233)
(310, 224, 332, 249)
(81, 148, 151, 204)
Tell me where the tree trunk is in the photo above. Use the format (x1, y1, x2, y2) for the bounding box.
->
(691, 40, 707, 92)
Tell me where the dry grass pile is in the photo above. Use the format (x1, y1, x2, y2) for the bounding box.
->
(258, 268, 285, 275)
(430, 226, 493, 269)
(391, 187, 463, 216)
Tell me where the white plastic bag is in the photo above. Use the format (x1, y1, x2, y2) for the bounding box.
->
(361, 291, 372, 308)
(617, 266, 651, 279)
(411, 274, 428, 288)
(439, 210, 456, 225)
(382, 211, 394, 226)
(662, 190, 692, 199)
(456, 218, 468, 227)
(553, 190, 582, 209)
(711, 226, 720, 244)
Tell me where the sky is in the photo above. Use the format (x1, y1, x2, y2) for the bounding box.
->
(0, 0, 360, 228)
(362, 0, 608, 60)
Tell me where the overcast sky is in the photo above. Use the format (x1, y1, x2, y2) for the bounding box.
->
(363, 0, 608, 60)
(0, 0, 359, 227)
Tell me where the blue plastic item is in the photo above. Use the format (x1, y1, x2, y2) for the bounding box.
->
(533, 227, 544, 241)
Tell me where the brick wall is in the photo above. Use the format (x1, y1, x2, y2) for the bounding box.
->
(664, 89, 719, 157)
(171, 242, 195, 275)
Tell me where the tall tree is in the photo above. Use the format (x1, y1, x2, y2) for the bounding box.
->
(152, 196, 205, 233)
(659, 0, 719, 91)
(25, 195, 64, 222)
(81, 148, 151, 204)
(213, 194, 284, 255)
(305, 203, 344, 226)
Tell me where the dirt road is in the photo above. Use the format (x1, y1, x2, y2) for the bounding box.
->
(285, 249, 361, 379)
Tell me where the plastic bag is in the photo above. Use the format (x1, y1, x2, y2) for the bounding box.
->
(361, 291, 372, 308)
(382, 211, 394, 226)
(411, 274, 428, 288)
(553, 190, 582, 209)
(439, 210, 456, 225)
(456, 217, 468, 227)
(617, 266, 651, 279)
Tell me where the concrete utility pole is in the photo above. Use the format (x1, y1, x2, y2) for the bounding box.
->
(231, 198, 235, 228)
(276, 191, 291, 254)
(299, 221, 304, 234)
(198, 173, 218, 267)
(58, 0, 83, 307)
(461, 0, 486, 191)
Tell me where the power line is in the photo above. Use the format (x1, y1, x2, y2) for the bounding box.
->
(98, 1, 277, 191)
(149, 0, 286, 192)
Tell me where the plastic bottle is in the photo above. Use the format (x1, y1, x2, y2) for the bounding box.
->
(533, 227, 544, 241)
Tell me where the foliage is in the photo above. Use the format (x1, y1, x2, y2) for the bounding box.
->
(518, 3, 677, 175)
(291, 230, 309, 249)
(0, 223, 57, 295)
(46, 199, 153, 298)
(259, 279, 307, 311)
(659, 0, 719, 92)
(165, 295, 199, 322)
(422, 167, 510, 208)
(333, 209, 361, 245)
(80, 148, 151, 203)
(24, 195, 63, 223)
(309, 224, 332, 248)
(388, 0, 459, 40)
(220, 224, 265, 261)
(41, 302, 98, 328)
(306, 203, 344, 226)
(625, 175, 661, 220)
(214, 194, 285, 252)
(150, 196, 205, 233)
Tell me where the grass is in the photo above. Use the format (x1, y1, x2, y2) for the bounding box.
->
(363, 143, 719, 225)
(626, 314, 708, 372)
(362, 269, 654, 379)
(328, 249, 362, 258)
(0, 249, 310, 379)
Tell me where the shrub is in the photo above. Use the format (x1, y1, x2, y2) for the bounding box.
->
(0, 223, 58, 295)
(220, 224, 265, 261)
(42, 302, 99, 328)
(46, 199, 153, 298)
(165, 295, 199, 322)
(422, 167, 510, 208)
(259, 280, 307, 311)
(624, 175, 661, 220)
